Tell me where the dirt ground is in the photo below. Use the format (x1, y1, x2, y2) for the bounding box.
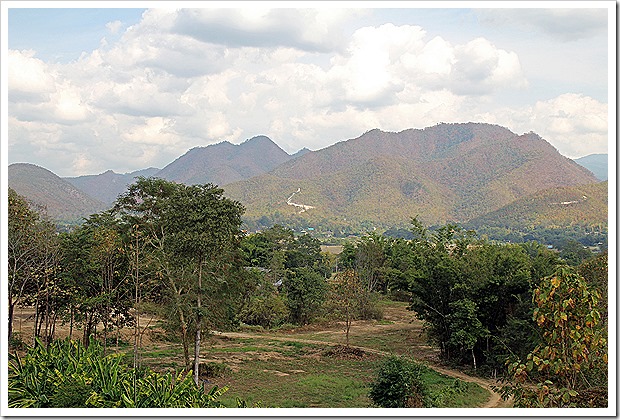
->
(9, 302, 512, 408)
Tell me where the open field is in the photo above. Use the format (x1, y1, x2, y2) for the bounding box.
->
(9, 300, 507, 408)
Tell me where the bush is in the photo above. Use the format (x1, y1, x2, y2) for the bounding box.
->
(8, 337, 230, 408)
(239, 294, 289, 329)
(369, 356, 429, 408)
(199, 362, 232, 378)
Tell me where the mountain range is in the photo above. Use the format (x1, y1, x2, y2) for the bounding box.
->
(8, 163, 107, 223)
(574, 154, 608, 181)
(8, 122, 606, 232)
(224, 123, 600, 225)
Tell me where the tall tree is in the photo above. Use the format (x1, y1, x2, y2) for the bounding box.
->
(329, 269, 365, 347)
(8, 189, 40, 343)
(114, 178, 244, 385)
(162, 183, 244, 385)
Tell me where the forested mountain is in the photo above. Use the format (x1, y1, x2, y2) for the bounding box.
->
(225, 123, 599, 226)
(574, 154, 608, 181)
(8, 163, 107, 223)
(65, 167, 160, 205)
(154, 135, 293, 186)
(11, 123, 604, 230)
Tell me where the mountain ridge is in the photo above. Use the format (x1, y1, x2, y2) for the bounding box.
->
(224, 123, 599, 225)
(153, 135, 293, 186)
(10, 123, 604, 230)
(65, 167, 161, 205)
(9, 163, 107, 223)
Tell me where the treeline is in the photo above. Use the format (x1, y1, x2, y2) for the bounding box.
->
(9, 180, 608, 408)
(338, 218, 608, 407)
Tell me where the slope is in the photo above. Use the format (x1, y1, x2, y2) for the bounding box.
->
(65, 167, 160, 205)
(9, 163, 108, 223)
(225, 123, 599, 226)
(155, 135, 293, 186)
(574, 154, 608, 181)
(467, 181, 608, 229)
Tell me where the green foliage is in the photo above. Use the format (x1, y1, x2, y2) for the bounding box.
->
(500, 266, 608, 407)
(559, 239, 594, 266)
(368, 356, 429, 408)
(404, 219, 559, 370)
(240, 293, 289, 329)
(8, 338, 229, 408)
(113, 177, 246, 376)
(60, 211, 133, 346)
(283, 267, 328, 325)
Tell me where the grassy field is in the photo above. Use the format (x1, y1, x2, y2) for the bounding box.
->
(11, 300, 492, 408)
(134, 300, 490, 408)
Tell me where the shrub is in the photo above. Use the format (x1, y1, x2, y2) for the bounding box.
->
(239, 294, 289, 329)
(369, 356, 429, 408)
(8, 337, 230, 408)
(199, 362, 232, 378)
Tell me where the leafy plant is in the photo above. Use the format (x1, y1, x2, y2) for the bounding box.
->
(8, 337, 232, 408)
(368, 356, 429, 408)
(498, 266, 608, 407)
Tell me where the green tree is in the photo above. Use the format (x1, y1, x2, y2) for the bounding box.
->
(283, 267, 327, 325)
(446, 299, 488, 370)
(163, 183, 244, 385)
(8, 188, 41, 344)
(501, 266, 608, 407)
(115, 178, 245, 384)
(328, 269, 365, 347)
(8, 189, 64, 346)
(559, 239, 593, 266)
(369, 356, 429, 408)
(60, 213, 133, 348)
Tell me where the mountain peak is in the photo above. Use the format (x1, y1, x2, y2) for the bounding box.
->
(225, 122, 599, 225)
(154, 135, 291, 186)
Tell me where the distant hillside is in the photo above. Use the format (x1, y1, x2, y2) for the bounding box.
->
(155, 135, 293, 186)
(9, 163, 107, 223)
(225, 123, 600, 226)
(467, 181, 608, 229)
(65, 167, 160, 205)
(575, 154, 608, 181)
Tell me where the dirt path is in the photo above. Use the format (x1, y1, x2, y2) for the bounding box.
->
(211, 330, 511, 408)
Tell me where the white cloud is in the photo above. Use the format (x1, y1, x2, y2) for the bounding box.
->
(170, 8, 356, 53)
(52, 83, 92, 123)
(8, 50, 56, 102)
(106, 20, 122, 35)
(478, 93, 608, 158)
(6, 7, 608, 176)
(121, 116, 179, 145)
(449, 38, 527, 95)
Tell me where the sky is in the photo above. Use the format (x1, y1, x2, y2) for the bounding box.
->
(2, 1, 615, 177)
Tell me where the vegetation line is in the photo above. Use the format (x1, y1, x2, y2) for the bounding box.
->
(211, 330, 504, 408)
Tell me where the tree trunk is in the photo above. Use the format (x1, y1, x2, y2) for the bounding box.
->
(193, 261, 203, 386)
(179, 310, 190, 368)
(8, 302, 15, 344)
(472, 348, 477, 370)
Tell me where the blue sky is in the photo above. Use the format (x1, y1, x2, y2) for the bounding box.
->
(8, 8, 145, 62)
(3, 2, 614, 176)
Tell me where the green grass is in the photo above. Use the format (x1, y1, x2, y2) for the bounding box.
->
(419, 368, 489, 408)
(135, 300, 491, 408)
(219, 350, 380, 408)
(201, 336, 489, 408)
